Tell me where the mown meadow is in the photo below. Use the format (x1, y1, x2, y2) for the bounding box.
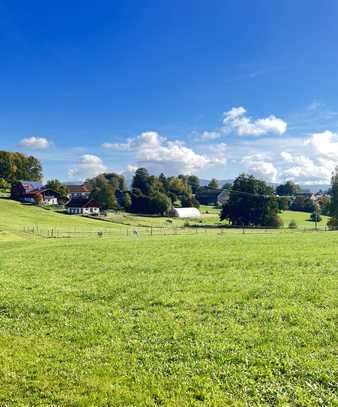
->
(0, 214, 337, 406)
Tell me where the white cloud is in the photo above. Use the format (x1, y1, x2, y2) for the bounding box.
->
(18, 136, 50, 149)
(199, 131, 221, 141)
(223, 106, 287, 136)
(280, 151, 334, 184)
(241, 154, 278, 183)
(280, 151, 293, 162)
(102, 142, 130, 151)
(307, 130, 338, 157)
(103, 131, 225, 175)
(68, 154, 107, 180)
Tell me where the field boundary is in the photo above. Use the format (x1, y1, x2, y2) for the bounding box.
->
(18, 224, 338, 239)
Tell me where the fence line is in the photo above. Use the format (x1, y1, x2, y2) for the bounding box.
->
(18, 224, 338, 239)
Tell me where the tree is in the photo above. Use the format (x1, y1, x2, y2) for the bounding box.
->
(0, 151, 42, 183)
(278, 196, 290, 211)
(276, 180, 301, 196)
(45, 179, 68, 198)
(220, 174, 281, 227)
(181, 193, 200, 208)
(103, 172, 128, 191)
(329, 167, 338, 227)
(121, 191, 132, 210)
(89, 175, 117, 209)
(132, 168, 153, 195)
(208, 178, 219, 189)
(187, 175, 200, 193)
(150, 192, 171, 215)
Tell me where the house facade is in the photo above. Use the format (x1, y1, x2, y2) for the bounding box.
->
(65, 183, 91, 199)
(65, 197, 101, 215)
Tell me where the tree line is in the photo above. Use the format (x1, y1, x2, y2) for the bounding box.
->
(1, 150, 338, 227)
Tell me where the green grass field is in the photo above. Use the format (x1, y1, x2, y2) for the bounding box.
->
(0, 199, 337, 405)
(0, 199, 125, 235)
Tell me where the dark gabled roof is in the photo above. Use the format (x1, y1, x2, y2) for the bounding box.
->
(65, 197, 101, 208)
(18, 180, 43, 192)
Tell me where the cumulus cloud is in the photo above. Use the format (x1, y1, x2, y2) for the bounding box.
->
(241, 153, 278, 183)
(223, 106, 287, 136)
(18, 136, 50, 149)
(280, 151, 334, 184)
(103, 131, 225, 175)
(307, 130, 338, 157)
(68, 154, 107, 180)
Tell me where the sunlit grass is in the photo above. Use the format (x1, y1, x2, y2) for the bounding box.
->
(0, 231, 337, 405)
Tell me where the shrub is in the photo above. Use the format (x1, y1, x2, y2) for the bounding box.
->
(327, 217, 338, 230)
(267, 215, 284, 228)
(310, 212, 322, 222)
(288, 219, 297, 229)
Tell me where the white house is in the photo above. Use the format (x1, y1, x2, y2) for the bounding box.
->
(65, 197, 101, 215)
(173, 207, 201, 218)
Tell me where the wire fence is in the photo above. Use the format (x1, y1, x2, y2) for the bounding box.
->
(19, 224, 338, 239)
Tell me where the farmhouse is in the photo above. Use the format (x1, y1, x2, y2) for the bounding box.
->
(65, 183, 91, 199)
(66, 197, 101, 215)
(11, 181, 43, 201)
(26, 188, 60, 205)
(11, 181, 60, 205)
(217, 189, 230, 206)
(173, 207, 201, 218)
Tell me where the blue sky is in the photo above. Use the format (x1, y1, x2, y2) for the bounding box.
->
(1, 0, 338, 184)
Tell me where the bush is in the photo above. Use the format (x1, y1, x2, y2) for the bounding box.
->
(310, 212, 322, 222)
(327, 217, 338, 230)
(288, 219, 297, 229)
(266, 215, 284, 228)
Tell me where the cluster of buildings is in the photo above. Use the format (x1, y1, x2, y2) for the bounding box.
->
(10, 180, 203, 218)
(10, 181, 101, 215)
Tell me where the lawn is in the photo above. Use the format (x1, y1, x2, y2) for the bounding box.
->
(281, 210, 330, 228)
(0, 198, 125, 235)
(0, 229, 337, 405)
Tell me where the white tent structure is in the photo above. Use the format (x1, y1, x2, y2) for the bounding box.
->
(173, 207, 201, 218)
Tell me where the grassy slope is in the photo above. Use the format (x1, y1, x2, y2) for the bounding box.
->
(0, 233, 337, 406)
(282, 210, 329, 228)
(0, 199, 125, 233)
(0, 198, 329, 232)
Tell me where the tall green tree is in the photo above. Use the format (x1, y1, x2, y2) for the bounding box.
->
(276, 181, 301, 196)
(103, 172, 128, 191)
(132, 168, 153, 195)
(0, 151, 42, 183)
(220, 174, 281, 227)
(45, 179, 68, 198)
(187, 175, 200, 193)
(89, 175, 117, 209)
(208, 178, 219, 189)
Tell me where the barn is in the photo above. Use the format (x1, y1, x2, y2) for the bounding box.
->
(173, 207, 201, 218)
